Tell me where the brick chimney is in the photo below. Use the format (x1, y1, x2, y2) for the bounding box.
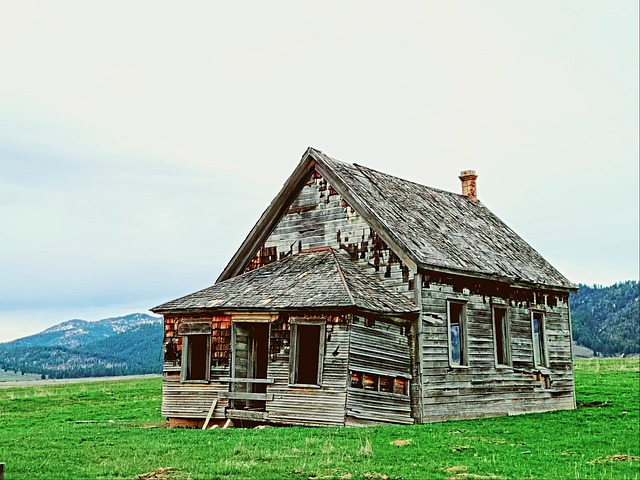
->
(459, 170, 478, 201)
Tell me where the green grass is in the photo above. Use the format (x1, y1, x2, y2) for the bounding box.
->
(0, 358, 638, 479)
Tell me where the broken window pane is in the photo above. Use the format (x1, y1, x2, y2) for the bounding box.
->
(448, 301, 466, 366)
(532, 312, 546, 367)
(393, 378, 408, 395)
(493, 307, 510, 366)
(363, 373, 378, 390)
(379, 376, 393, 393)
(350, 371, 363, 388)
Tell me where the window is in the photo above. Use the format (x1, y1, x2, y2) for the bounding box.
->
(290, 322, 325, 386)
(531, 311, 548, 368)
(448, 300, 468, 367)
(181, 334, 211, 382)
(493, 306, 511, 367)
(178, 320, 212, 383)
(349, 370, 409, 395)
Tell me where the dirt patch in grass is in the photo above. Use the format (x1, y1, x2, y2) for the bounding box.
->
(587, 455, 640, 464)
(451, 445, 474, 452)
(136, 467, 190, 479)
(445, 474, 502, 480)
(445, 466, 468, 473)
(389, 439, 412, 447)
(363, 473, 390, 480)
(578, 401, 609, 408)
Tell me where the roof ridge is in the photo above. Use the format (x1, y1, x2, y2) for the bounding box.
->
(330, 248, 356, 306)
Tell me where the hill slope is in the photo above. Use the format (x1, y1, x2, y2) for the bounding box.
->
(571, 280, 639, 356)
(0, 313, 163, 378)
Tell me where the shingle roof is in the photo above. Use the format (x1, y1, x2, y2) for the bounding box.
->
(152, 248, 418, 316)
(314, 150, 575, 290)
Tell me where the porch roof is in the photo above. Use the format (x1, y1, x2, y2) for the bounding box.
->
(152, 248, 418, 317)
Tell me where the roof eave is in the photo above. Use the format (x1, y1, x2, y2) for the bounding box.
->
(420, 264, 578, 293)
(151, 305, 419, 320)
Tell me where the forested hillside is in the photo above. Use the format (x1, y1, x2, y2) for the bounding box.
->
(0, 314, 163, 378)
(571, 280, 639, 356)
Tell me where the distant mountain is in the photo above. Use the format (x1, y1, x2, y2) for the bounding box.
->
(0, 313, 163, 379)
(571, 281, 639, 357)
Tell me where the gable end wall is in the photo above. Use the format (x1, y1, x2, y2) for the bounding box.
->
(247, 170, 415, 296)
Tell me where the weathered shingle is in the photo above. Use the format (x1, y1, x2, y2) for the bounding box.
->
(314, 150, 575, 290)
(153, 249, 418, 316)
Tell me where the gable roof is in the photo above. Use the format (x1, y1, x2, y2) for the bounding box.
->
(219, 148, 576, 291)
(153, 248, 419, 317)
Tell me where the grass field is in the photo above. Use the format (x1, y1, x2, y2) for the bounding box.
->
(0, 370, 41, 382)
(0, 359, 638, 479)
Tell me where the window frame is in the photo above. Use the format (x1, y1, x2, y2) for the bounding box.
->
(492, 305, 512, 368)
(531, 310, 549, 368)
(289, 319, 325, 387)
(180, 333, 212, 383)
(447, 299, 468, 368)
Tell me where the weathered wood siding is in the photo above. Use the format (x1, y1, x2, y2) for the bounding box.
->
(346, 320, 413, 425)
(249, 170, 416, 297)
(420, 281, 574, 422)
(162, 368, 228, 419)
(266, 315, 350, 426)
(162, 315, 231, 420)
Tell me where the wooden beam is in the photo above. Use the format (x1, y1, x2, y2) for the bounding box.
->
(178, 322, 212, 335)
(413, 272, 425, 424)
(201, 399, 218, 430)
(218, 392, 274, 401)
(219, 377, 275, 384)
(225, 409, 268, 422)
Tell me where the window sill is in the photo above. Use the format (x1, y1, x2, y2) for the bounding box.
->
(288, 383, 322, 389)
(533, 366, 551, 374)
(495, 365, 513, 370)
(181, 379, 210, 384)
(448, 365, 469, 370)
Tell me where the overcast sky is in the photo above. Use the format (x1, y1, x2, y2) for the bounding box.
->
(0, 1, 638, 342)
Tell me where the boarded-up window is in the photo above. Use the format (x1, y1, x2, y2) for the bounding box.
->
(493, 307, 511, 367)
(290, 322, 324, 386)
(448, 301, 467, 367)
(532, 312, 548, 368)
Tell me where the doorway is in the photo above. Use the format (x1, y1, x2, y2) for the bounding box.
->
(232, 322, 269, 410)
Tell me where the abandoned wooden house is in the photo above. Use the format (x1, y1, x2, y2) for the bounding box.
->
(152, 147, 578, 427)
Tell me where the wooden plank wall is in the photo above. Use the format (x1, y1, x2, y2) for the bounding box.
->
(266, 316, 350, 426)
(421, 282, 575, 422)
(162, 315, 232, 420)
(248, 170, 415, 297)
(162, 368, 228, 419)
(346, 321, 413, 425)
